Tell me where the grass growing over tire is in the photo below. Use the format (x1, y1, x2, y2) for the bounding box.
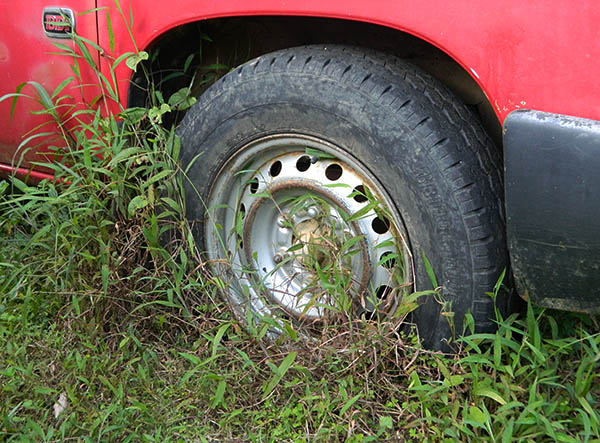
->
(1, 8, 600, 441)
(1, 190, 599, 442)
(1, 133, 598, 442)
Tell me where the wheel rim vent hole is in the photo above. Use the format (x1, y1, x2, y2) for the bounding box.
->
(372, 216, 390, 234)
(353, 185, 368, 203)
(376, 285, 392, 300)
(379, 251, 396, 269)
(270, 160, 282, 177)
(325, 164, 343, 181)
(296, 156, 311, 172)
(249, 179, 259, 194)
(240, 203, 246, 218)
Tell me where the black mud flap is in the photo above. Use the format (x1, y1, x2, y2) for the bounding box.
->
(504, 110, 600, 313)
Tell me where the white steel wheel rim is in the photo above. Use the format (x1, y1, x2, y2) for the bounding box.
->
(204, 134, 414, 328)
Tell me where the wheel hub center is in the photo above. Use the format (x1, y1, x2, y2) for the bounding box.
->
(294, 217, 333, 267)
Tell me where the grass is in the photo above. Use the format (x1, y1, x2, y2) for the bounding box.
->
(1, 6, 600, 441)
(1, 194, 599, 441)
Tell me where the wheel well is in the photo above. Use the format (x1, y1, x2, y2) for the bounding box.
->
(130, 16, 501, 146)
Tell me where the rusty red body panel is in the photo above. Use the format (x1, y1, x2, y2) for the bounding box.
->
(0, 1, 99, 172)
(95, 0, 600, 123)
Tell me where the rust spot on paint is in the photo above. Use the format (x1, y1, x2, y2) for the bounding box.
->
(0, 42, 9, 62)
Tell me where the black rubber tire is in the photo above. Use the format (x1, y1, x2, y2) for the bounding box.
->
(178, 45, 507, 350)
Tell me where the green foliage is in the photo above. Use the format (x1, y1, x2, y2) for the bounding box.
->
(1, 3, 599, 441)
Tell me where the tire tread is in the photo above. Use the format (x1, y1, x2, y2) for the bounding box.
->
(181, 44, 508, 346)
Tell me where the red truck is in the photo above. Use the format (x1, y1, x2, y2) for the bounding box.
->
(2, 1, 599, 348)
